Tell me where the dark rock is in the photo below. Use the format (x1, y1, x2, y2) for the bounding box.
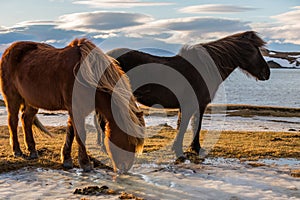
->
(73, 185, 117, 196)
(0, 99, 5, 107)
(267, 60, 282, 68)
(288, 128, 297, 132)
(271, 137, 283, 141)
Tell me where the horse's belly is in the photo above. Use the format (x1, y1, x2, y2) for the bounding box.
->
(20, 89, 66, 111)
(15, 78, 67, 111)
(134, 85, 179, 108)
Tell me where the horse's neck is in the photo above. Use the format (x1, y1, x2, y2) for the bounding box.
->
(178, 45, 224, 94)
(204, 45, 238, 81)
(217, 62, 237, 81)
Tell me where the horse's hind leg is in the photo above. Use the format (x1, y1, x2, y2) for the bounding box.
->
(61, 117, 74, 168)
(21, 104, 38, 159)
(6, 99, 22, 157)
(188, 110, 204, 154)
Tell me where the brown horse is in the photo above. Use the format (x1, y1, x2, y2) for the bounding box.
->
(96, 31, 270, 158)
(0, 38, 144, 172)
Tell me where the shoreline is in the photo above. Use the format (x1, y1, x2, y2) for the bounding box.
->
(1, 101, 300, 114)
(140, 103, 300, 117)
(1, 104, 300, 131)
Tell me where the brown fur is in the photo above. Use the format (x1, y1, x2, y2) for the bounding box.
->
(0, 38, 144, 172)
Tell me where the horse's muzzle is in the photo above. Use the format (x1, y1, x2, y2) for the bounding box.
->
(258, 68, 270, 81)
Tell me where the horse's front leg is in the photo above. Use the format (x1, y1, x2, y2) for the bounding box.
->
(21, 105, 39, 159)
(172, 111, 192, 157)
(71, 115, 92, 171)
(61, 117, 75, 168)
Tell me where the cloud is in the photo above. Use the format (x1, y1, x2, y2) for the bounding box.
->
(0, 11, 155, 52)
(179, 4, 256, 14)
(0, 22, 87, 50)
(0, 11, 252, 54)
(125, 17, 251, 44)
(253, 6, 300, 45)
(57, 11, 153, 33)
(73, 0, 174, 8)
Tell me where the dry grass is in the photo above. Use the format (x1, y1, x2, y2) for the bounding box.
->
(0, 124, 299, 174)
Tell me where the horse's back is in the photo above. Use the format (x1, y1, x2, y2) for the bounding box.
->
(107, 48, 211, 108)
(107, 48, 133, 61)
(0, 41, 80, 110)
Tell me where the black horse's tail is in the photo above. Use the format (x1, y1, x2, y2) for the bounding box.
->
(32, 117, 53, 138)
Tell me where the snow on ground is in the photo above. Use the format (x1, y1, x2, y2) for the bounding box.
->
(264, 56, 299, 68)
(0, 158, 299, 199)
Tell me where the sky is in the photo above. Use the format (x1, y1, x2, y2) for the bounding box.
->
(0, 0, 300, 54)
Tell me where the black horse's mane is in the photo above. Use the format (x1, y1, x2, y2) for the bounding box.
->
(200, 31, 266, 78)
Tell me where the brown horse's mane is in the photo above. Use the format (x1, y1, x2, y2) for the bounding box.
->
(201, 31, 266, 79)
(70, 38, 144, 153)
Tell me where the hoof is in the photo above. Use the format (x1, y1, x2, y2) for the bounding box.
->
(63, 158, 73, 169)
(79, 162, 93, 172)
(199, 148, 207, 158)
(171, 145, 184, 157)
(29, 151, 39, 159)
(81, 163, 93, 172)
(174, 155, 187, 164)
(184, 151, 204, 164)
(186, 147, 200, 155)
(13, 150, 23, 157)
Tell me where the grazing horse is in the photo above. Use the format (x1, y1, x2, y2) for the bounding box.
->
(96, 31, 270, 157)
(0, 38, 144, 172)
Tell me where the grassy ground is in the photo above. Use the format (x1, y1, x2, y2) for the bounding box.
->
(0, 124, 299, 174)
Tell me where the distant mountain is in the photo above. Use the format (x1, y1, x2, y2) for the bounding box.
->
(138, 48, 176, 56)
(261, 48, 300, 69)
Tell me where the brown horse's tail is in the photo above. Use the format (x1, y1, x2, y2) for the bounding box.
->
(32, 116, 53, 138)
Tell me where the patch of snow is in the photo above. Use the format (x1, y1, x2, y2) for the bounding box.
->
(258, 158, 300, 167)
(1, 158, 299, 200)
(264, 56, 295, 68)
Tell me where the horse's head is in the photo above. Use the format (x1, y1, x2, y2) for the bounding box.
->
(104, 109, 144, 173)
(235, 31, 270, 80)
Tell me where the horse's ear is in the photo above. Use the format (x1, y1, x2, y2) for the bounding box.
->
(241, 31, 256, 40)
(136, 111, 144, 118)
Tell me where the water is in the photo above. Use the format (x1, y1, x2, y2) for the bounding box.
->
(215, 68, 300, 108)
(1, 69, 299, 108)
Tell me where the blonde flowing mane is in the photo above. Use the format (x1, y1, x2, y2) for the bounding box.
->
(70, 38, 144, 153)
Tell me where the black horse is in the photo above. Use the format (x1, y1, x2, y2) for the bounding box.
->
(95, 31, 270, 157)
